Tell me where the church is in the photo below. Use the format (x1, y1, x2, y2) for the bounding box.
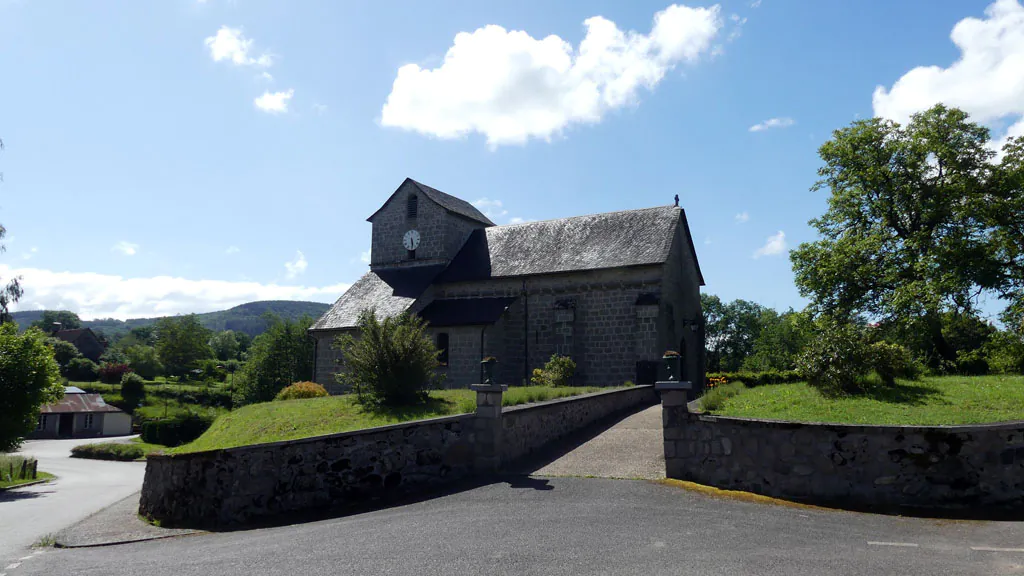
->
(310, 178, 705, 392)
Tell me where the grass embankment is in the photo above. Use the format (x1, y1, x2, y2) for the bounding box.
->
(71, 437, 168, 461)
(0, 455, 54, 489)
(69, 380, 230, 422)
(705, 375, 1024, 425)
(174, 386, 618, 454)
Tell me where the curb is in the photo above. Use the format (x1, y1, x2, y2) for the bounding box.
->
(0, 477, 54, 491)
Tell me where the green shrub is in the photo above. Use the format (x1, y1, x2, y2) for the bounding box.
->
(984, 332, 1024, 374)
(141, 413, 215, 447)
(955, 349, 989, 375)
(71, 442, 147, 461)
(701, 381, 746, 412)
(191, 359, 227, 383)
(705, 370, 802, 387)
(120, 372, 146, 412)
(868, 341, 921, 385)
(66, 357, 99, 382)
(47, 338, 82, 374)
(275, 381, 329, 401)
(0, 325, 64, 452)
(530, 354, 577, 387)
(334, 311, 442, 407)
(797, 319, 872, 396)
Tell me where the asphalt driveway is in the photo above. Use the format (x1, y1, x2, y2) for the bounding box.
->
(0, 438, 145, 562)
(10, 477, 1024, 576)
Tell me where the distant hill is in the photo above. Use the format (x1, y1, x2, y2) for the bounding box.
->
(11, 300, 331, 339)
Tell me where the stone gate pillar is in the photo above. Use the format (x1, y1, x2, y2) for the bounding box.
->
(656, 381, 691, 479)
(471, 384, 507, 473)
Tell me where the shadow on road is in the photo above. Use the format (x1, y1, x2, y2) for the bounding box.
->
(0, 487, 50, 503)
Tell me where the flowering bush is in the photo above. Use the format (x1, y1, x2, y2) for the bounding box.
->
(98, 362, 133, 384)
(530, 354, 576, 387)
(274, 381, 329, 401)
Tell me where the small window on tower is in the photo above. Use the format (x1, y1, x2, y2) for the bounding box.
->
(407, 195, 418, 219)
(437, 333, 449, 366)
(408, 249, 416, 260)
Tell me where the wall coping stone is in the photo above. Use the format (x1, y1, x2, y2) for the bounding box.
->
(471, 384, 508, 393)
(655, 381, 692, 391)
(501, 385, 655, 415)
(148, 413, 476, 461)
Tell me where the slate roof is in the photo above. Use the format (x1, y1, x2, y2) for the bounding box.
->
(309, 271, 417, 331)
(41, 392, 123, 414)
(52, 328, 99, 345)
(436, 206, 704, 283)
(366, 178, 495, 227)
(419, 297, 518, 327)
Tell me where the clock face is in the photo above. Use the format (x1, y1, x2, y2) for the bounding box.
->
(403, 229, 421, 251)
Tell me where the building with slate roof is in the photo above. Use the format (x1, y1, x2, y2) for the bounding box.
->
(29, 387, 133, 439)
(310, 178, 705, 391)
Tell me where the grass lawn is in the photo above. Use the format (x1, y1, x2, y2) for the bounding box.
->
(70, 437, 169, 461)
(173, 385, 621, 454)
(0, 455, 55, 489)
(708, 375, 1024, 425)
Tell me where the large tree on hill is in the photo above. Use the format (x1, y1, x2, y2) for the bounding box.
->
(701, 294, 769, 372)
(234, 315, 315, 405)
(991, 137, 1024, 335)
(154, 315, 214, 376)
(31, 310, 83, 332)
(791, 105, 1017, 367)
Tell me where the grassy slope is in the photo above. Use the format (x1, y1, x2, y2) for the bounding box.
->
(174, 386, 617, 454)
(711, 375, 1024, 425)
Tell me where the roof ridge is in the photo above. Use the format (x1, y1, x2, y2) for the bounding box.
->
(490, 205, 680, 229)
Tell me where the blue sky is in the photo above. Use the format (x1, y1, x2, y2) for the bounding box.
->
(1, 0, 1021, 320)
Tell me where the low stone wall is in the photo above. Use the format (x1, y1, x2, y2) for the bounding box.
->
(141, 386, 656, 527)
(663, 403, 1024, 511)
(140, 414, 475, 527)
(502, 386, 658, 462)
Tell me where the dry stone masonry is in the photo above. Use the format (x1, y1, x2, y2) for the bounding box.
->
(659, 387, 1024, 511)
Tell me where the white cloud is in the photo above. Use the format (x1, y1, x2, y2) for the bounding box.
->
(254, 89, 294, 113)
(753, 231, 787, 258)
(225, 246, 241, 255)
(508, 217, 528, 225)
(260, 71, 274, 82)
(22, 247, 37, 261)
(472, 198, 509, 220)
(749, 117, 794, 132)
(284, 250, 307, 279)
(704, 237, 713, 245)
(112, 241, 139, 256)
(750, 0, 762, 7)
(873, 0, 1024, 158)
(380, 3, 723, 147)
(205, 26, 272, 67)
(313, 103, 328, 115)
(3, 264, 348, 320)
(734, 211, 750, 223)
(360, 249, 371, 264)
(727, 13, 748, 42)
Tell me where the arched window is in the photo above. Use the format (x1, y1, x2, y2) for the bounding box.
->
(437, 333, 449, 366)
(407, 194, 418, 219)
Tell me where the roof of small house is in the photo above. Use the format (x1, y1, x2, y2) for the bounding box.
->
(51, 328, 100, 345)
(40, 392, 123, 414)
(366, 178, 495, 227)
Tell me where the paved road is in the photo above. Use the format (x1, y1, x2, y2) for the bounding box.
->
(530, 404, 664, 480)
(10, 477, 1024, 576)
(0, 438, 145, 562)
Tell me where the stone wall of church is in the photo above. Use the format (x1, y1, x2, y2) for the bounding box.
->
(427, 322, 505, 389)
(660, 222, 706, 395)
(434, 266, 671, 387)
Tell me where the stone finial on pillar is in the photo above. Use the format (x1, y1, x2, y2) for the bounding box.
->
(471, 383, 507, 473)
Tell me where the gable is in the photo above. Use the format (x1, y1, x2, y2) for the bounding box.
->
(366, 178, 495, 226)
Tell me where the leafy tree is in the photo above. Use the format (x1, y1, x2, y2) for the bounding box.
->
(990, 136, 1024, 335)
(210, 330, 240, 361)
(120, 372, 146, 412)
(154, 315, 214, 377)
(234, 330, 253, 358)
(66, 357, 99, 381)
(701, 294, 768, 372)
(743, 309, 813, 372)
(234, 315, 315, 405)
(47, 337, 83, 374)
(334, 310, 441, 407)
(791, 105, 1009, 368)
(0, 324, 63, 451)
(125, 344, 163, 380)
(30, 310, 82, 332)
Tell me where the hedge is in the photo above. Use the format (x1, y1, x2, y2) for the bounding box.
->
(705, 370, 802, 387)
(71, 442, 148, 461)
(141, 413, 215, 447)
